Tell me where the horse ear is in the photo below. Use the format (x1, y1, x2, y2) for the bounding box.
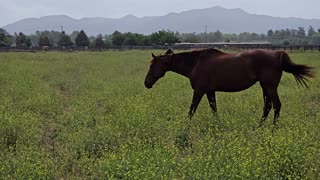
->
(165, 48, 174, 55)
(152, 53, 156, 59)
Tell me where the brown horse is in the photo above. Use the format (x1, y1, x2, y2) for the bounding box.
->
(144, 48, 315, 126)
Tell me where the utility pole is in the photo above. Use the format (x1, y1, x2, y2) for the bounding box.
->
(205, 25, 208, 43)
(60, 25, 64, 33)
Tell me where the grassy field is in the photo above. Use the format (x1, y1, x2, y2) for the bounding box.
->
(0, 50, 319, 179)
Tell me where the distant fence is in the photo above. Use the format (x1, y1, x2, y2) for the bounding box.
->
(1, 44, 320, 52)
(173, 44, 320, 51)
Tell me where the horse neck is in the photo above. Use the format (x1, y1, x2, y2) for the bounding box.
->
(169, 53, 196, 78)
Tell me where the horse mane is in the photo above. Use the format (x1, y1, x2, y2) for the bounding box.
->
(170, 48, 224, 65)
(191, 48, 225, 55)
(174, 48, 225, 59)
(151, 48, 224, 64)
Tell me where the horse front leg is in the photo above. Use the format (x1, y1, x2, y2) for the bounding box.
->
(188, 90, 205, 120)
(206, 91, 217, 113)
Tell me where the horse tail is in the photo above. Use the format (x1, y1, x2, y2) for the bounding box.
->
(277, 51, 315, 88)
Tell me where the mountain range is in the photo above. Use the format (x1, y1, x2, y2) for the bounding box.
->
(2, 6, 320, 35)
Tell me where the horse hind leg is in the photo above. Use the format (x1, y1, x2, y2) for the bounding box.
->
(263, 87, 282, 126)
(206, 91, 217, 113)
(269, 90, 281, 126)
(259, 87, 272, 127)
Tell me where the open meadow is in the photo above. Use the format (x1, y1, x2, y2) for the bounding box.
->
(0, 50, 319, 179)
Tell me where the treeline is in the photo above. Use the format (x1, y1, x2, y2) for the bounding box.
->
(181, 26, 320, 45)
(0, 29, 181, 48)
(267, 26, 320, 45)
(1, 26, 320, 48)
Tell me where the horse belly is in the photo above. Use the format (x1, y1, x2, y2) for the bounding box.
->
(211, 68, 257, 92)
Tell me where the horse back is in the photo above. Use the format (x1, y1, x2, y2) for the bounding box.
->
(190, 49, 281, 92)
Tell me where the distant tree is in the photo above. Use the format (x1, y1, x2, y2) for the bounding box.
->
(25, 38, 32, 47)
(181, 33, 200, 43)
(123, 33, 135, 45)
(38, 36, 51, 47)
(0, 33, 7, 47)
(33, 30, 60, 46)
(88, 36, 96, 47)
(273, 30, 282, 38)
(0, 33, 5, 41)
(75, 30, 89, 47)
(111, 31, 125, 46)
(318, 29, 320, 33)
(58, 31, 73, 47)
(37, 36, 43, 46)
(250, 33, 260, 40)
(70, 31, 80, 42)
(0, 28, 6, 34)
(104, 34, 112, 46)
(0, 28, 12, 47)
(95, 34, 105, 47)
(290, 29, 298, 37)
(267, 29, 274, 37)
(297, 27, 306, 37)
(223, 33, 238, 42)
(164, 30, 181, 44)
(283, 40, 290, 46)
(301, 39, 309, 45)
(280, 29, 286, 38)
(15, 32, 28, 47)
(49, 30, 62, 46)
(195, 32, 206, 43)
(149, 30, 180, 45)
(308, 26, 316, 37)
(213, 30, 223, 42)
(28, 34, 39, 46)
(238, 32, 252, 41)
(43, 36, 51, 46)
(123, 32, 145, 46)
(284, 28, 292, 37)
(149, 31, 161, 45)
(260, 33, 267, 40)
(142, 36, 152, 45)
(311, 34, 320, 44)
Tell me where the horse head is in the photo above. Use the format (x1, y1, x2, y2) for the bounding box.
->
(144, 49, 174, 88)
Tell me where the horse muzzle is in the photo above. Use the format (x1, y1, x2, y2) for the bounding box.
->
(144, 80, 153, 89)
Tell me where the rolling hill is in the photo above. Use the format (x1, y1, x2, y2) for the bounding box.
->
(3, 6, 320, 35)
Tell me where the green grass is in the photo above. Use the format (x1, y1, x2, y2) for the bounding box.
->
(0, 50, 319, 179)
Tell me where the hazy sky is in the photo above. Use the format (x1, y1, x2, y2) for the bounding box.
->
(1, 0, 320, 27)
